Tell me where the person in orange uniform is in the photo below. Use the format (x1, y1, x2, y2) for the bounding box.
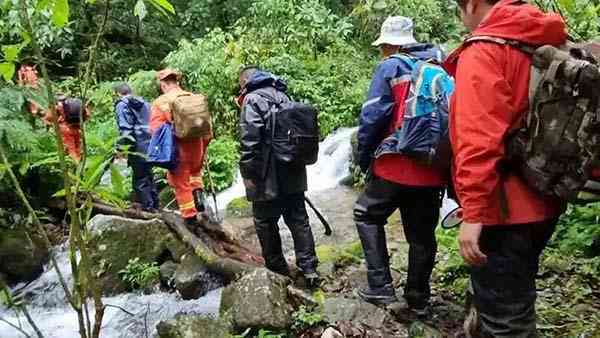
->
(44, 95, 89, 162)
(150, 69, 211, 227)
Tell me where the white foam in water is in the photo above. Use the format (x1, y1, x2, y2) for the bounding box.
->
(0, 248, 221, 338)
(216, 127, 358, 209)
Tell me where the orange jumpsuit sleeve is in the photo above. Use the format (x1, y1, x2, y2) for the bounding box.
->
(451, 44, 516, 224)
(150, 103, 170, 134)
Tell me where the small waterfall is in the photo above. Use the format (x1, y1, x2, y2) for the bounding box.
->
(216, 127, 357, 209)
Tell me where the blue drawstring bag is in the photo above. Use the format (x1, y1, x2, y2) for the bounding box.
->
(147, 123, 178, 170)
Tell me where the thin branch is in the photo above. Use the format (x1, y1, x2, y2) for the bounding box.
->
(104, 304, 135, 317)
(0, 317, 31, 338)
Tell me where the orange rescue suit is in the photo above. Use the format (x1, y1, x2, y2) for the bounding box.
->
(43, 102, 89, 162)
(150, 88, 211, 219)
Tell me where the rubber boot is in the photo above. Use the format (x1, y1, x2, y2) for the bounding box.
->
(193, 189, 206, 213)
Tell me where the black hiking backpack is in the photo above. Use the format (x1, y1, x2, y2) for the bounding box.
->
(467, 36, 600, 203)
(266, 97, 320, 166)
(63, 98, 84, 125)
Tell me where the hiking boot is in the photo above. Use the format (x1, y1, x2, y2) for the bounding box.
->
(357, 284, 398, 306)
(410, 305, 429, 319)
(304, 272, 320, 289)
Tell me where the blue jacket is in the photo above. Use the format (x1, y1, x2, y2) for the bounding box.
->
(115, 95, 152, 154)
(357, 43, 445, 172)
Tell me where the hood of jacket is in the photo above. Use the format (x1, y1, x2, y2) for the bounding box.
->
(244, 71, 288, 94)
(402, 43, 445, 63)
(118, 95, 147, 111)
(472, 0, 567, 46)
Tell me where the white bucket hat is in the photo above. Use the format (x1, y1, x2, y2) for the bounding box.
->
(372, 16, 418, 47)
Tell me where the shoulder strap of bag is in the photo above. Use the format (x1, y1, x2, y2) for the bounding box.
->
(465, 35, 537, 55)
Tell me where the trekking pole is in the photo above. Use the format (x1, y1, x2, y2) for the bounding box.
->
(203, 151, 221, 223)
(304, 196, 332, 236)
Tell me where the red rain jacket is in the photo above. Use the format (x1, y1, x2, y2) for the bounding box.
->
(445, 0, 567, 225)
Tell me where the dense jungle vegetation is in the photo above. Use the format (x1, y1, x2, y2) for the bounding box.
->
(0, 0, 599, 337)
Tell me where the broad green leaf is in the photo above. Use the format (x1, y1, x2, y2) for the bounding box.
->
(0, 62, 15, 82)
(558, 0, 575, 12)
(110, 164, 126, 198)
(53, 188, 66, 197)
(148, 0, 175, 15)
(19, 162, 30, 175)
(36, 0, 51, 11)
(2, 45, 20, 62)
(134, 0, 147, 20)
(373, 0, 387, 10)
(51, 0, 69, 28)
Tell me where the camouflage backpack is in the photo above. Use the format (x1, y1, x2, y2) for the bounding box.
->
(468, 36, 600, 203)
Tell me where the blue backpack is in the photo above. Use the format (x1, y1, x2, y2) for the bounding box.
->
(376, 54, 455, 167)
(147, 123, 178, 170)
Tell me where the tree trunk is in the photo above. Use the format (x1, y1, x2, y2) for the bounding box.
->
(91, 202, 263, 281)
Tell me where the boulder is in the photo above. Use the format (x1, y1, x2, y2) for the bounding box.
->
(220, 268, 293, 330)
(174, 254, 223, 300)
(323, 297, 389, 329)
(225, 197, 253, 218)
(0, 226, 48, 285)
(159, 260, 178, 288)
(156, 315, 231, 338)
(88, 215, 187, 295)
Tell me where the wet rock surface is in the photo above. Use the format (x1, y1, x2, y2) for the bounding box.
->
(156, 314, 231, 338)
(322, 296, 389, 329)
(174, 254, 223, 300)
(220, 268, 293, 330)
(0, 226, 48, 285)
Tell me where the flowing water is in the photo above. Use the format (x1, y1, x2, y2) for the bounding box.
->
(0, 127, 458, 337)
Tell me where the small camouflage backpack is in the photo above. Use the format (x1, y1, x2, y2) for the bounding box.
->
(468, 36, 600, 203)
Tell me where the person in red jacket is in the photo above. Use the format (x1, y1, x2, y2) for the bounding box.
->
(446, 0, 567, 336)
(354, 16, 447, 314)
(150, 69, 211, 227)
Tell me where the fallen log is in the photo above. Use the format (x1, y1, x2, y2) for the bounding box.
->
(92, 201, 263, 281)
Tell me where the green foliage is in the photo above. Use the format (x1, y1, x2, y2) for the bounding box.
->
(204, 136, 239, 192)
(128, 70, 159, 101)
(434, 228, 469, 297)
(291, 305, 326, 332)
(534, 0, 600, 41)
(553, 203, 600, 257)
(351, 0, 463, 48)
(316, 240, 364, 267)
(164, 0, 373, 139)
(118, 257, 160, 290)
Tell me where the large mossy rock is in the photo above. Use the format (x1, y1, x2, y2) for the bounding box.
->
(88, 215, 187, 295)
(225, 197, 252, 218)
(156, 315, 231, 338)
(220, 268, 293, 330)
(0, 226, 48, 285)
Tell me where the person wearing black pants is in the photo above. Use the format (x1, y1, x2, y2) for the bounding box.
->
(354, 176, 442, 312)
(253, 193, 318, 276)
(237, 67, 320, 287)
(114, 82, 159, 212)
(355, 16, 447, 312)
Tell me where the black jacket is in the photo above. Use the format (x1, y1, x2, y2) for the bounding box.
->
(239, 73, 308, 202)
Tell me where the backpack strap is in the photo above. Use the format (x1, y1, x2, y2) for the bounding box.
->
(465, 35, 537, 55)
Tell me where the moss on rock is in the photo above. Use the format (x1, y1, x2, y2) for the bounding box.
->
(226, 197, 252, 218)
(88, 215, 187, 295)
(316, 241, 364, 268)
(0, 226, 48, 284)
